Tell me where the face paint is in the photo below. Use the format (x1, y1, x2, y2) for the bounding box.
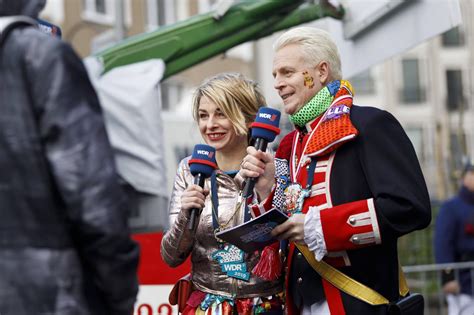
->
(302, 71, 314, 89)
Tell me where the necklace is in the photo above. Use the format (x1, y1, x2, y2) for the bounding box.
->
(210, 172, 246, 239)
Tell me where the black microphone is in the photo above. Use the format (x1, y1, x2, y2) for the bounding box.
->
(242, 107, 281, 198)
(187, 144, 217, 230)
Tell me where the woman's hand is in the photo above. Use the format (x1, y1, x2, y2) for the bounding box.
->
(180, 184, 209, 216)
(238, 146, 275, 201)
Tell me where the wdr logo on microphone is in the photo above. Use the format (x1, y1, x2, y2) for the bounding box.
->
(259, 113, 278, 122)
(197, 149, 214, 159)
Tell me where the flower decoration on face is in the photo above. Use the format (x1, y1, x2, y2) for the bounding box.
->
(302, 71, 314, 89)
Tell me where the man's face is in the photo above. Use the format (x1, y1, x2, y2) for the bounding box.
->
(272, 44, 325, 115)
(464, 170, 474, 192)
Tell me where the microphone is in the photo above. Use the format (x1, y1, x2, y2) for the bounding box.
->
(37, 19, 62, 38)
(242, 107, 281, 198)
(187, 144, 217, 230)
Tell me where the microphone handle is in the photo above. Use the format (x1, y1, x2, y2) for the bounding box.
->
(188, 173, 206, 230)
(242, 138, 268, 198)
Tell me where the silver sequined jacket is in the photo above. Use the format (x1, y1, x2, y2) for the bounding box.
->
(161, 157, 283, 298)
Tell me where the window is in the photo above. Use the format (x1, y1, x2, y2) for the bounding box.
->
(198, 0, 219, 14)
(348, 70, 375, 95)
(442, 27, 464, 47)
(83, 0, 132, 28)
(149, 0, 177, 26)
(446, 70, 464, 111)
(146, 0, 176, 30)
(161, 80, 185, 111)
(82, 0, 115, 24)
(146, 0, 159, 30)
(400, 59, 425, 103)
(450, 131, 467, 175)
(95, 0, 106, 14)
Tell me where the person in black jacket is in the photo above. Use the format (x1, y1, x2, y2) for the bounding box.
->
(239, 26, 431, 314)
(0, 1, 139, 314)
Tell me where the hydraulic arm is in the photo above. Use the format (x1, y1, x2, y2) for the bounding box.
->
(96, 0, 344, 80)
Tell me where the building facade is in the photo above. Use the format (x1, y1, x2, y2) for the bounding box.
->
(40, 0, 473, 203)
(345, 0, 473, 201)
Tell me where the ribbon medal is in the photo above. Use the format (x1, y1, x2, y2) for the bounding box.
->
(283, 183, 310, 215)
(212, 244, 250, 281)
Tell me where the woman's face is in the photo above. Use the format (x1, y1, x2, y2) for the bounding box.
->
(197, 96, 247, 152)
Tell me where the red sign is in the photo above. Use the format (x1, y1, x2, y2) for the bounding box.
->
(132, 232, 191, 315)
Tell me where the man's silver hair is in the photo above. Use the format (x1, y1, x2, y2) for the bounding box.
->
(273, 26, 342, 80)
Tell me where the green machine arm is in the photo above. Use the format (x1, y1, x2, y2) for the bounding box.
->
(96, 0, 344, 80)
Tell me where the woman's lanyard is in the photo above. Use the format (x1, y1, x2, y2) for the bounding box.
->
(209, 171, 252, 281)
(210, 172, 252, 233)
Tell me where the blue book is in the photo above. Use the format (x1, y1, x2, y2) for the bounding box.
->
(215, 208, 288, 253)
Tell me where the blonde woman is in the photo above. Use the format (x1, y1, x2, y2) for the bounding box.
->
(161, 73, 284, 314)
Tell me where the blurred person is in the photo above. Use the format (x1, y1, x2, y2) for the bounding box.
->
(0, 1, 139, 314)
(239, 26, 431, 314)
(435, 159, 474, 315)
(161, 73, 284, 314)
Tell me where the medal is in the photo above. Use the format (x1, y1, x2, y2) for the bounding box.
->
(283, 183, 310, 215)
(285, 137, 318, 215)
(212, 244, 250, 281)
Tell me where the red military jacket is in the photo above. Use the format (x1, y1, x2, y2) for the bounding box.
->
(252, 105, 431, 315)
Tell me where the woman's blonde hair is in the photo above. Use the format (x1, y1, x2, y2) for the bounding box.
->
(192, 72, 266, 137)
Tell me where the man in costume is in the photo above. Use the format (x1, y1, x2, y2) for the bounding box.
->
(435, 159, 474, 315)
(239, 27, 431, 314)
(0, 1, 139, 314)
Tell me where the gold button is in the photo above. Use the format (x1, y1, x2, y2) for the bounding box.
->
(297, 277, 303, 284)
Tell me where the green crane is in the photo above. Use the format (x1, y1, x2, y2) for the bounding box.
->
(95, 0, 344, 80)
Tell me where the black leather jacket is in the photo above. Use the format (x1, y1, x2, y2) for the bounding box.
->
(0, 1, 139, 314)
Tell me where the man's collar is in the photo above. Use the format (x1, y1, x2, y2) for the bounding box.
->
(295, 114, 324, 135)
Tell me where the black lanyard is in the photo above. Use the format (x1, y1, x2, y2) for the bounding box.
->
(210, 171, 252, 231)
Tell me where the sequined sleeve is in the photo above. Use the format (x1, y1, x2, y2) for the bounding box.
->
(160, 157, 196, 267)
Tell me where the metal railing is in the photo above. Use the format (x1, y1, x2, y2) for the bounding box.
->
(403, 262, 474, 315)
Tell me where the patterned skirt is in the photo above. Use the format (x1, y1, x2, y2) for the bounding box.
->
(182, 290, 284, 315)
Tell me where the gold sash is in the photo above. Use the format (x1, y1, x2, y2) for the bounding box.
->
(296, 244, 409, 306)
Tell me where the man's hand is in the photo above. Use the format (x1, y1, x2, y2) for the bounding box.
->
(271, 213, 306, 245)
(443, 280, 461, 295)
(238, 146, 275, 200)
